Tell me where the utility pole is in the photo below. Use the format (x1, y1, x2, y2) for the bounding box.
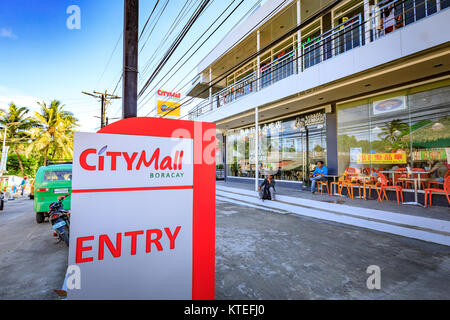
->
(122, 0, 139, 119)
(82, 90, 121, 128)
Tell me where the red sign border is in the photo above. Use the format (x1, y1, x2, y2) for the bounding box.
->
(98, 117, 216, 300)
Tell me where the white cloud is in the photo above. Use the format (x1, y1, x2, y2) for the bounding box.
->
(0, 28, 17, 39)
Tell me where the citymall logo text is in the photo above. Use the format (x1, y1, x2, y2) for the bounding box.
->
(79, 146, 186, 179)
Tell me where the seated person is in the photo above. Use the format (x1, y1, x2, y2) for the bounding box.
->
(258, 175, 276, 201)
(428, 160, 448, 183)
(310, 161, 328, 194)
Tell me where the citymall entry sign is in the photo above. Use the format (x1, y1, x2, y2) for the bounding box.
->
(67, 117, 216, 299)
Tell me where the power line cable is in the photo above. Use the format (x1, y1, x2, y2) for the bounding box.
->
(151, 0, 346, 118)
(138, 0, 212, 99)
(138, 0, 245, 111)
(139, 0, 198, 84)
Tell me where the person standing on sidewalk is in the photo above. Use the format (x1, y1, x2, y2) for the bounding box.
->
(310, 161, 328, 194)
(258, 175, 276, 201)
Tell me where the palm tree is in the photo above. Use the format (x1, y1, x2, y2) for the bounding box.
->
(27, 100, 78, 166)
(0, 103, 37, 177)
(378, 119, 409, 144)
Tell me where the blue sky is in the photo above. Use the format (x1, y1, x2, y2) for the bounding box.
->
(0, 0, 261, 131)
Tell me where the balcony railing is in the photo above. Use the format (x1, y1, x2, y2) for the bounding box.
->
(187, 0, 449, 121)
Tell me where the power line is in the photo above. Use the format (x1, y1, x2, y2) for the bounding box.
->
(95, 32, 123, 89)
(138, 0, 212, 99)
(139, 0, 280, 116)
(138, 0, 247, 113)
(139, 0, 171, 54)
(82, 90, 121, 128)
(139, 0, 161, 42)
(139, 0, 198, 84)
(150, 0, 345, 119)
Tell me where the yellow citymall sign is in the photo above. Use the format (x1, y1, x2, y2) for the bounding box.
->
(157, 100, 180, 117)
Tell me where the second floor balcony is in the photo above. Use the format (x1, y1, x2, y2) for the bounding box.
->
(187, 0, 450, 121)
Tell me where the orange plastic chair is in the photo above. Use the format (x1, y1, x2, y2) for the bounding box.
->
(424, 176, 450, 207)
(317, 180, 329, 195)
(427, 170, 450, 189)
(338, 178, 354, 199)
(378, 172, 404, 204)
(329, 179, 343, 197)
(393, 168, 408, 187)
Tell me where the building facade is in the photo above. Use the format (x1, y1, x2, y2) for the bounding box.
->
(186, 0, 450, 194)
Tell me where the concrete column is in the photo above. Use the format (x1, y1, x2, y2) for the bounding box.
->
(364, 0, 371, 44)
(326, 104, 338, 175)
(255, 106, 259, 192)
(296, 0, 301, 72)
(209, 67, 212, 110)
(256, 30, 261, 90)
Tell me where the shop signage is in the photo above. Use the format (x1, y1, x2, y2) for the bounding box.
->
(68, 117, 216, 299)
(156, 90, 181, 117)
(412, 148, 448, 161)
(372, 96, 406, 115)
(157, 100, 181, 117)
(294, 112, 325, 129)
(350, 147, 362, 163)
(357, 152, 407, 164)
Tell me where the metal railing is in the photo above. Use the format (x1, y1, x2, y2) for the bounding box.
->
(303, 14, 362, 70)
(261, 49, 296, 88)
(188, 0, 449, 120)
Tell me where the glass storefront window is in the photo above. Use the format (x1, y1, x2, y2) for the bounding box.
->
(337, 81, 450, 185)
(226, 112, 327, 182)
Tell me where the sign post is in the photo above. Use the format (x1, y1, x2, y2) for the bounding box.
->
(68, 117, 216, 299)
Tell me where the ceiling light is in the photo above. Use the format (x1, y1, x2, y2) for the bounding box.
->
(431, 122, 444, 131)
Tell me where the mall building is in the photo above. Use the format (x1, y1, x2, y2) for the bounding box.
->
(186, 0, 450, 197)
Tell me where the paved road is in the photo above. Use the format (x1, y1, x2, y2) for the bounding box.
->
(1, 197, 449, 299)
(215, 199, 450, 299)
(0, 198, 67, 300)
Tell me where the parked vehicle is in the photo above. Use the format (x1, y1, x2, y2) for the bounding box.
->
(34, 164, 72, 223)
(48, 194, 71, 246)
(29, 179, 35, 200)
(0, 191, 4, 210)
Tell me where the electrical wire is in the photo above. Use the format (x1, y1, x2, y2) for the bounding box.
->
(138, 0, 212, 99)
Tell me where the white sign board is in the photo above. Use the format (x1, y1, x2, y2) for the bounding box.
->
(68, 132, 194, 299)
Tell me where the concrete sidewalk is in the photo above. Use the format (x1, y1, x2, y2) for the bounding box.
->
(215, 199, 450, 299)
(216, 181, 450, 246)
(217, 180, 450, 221)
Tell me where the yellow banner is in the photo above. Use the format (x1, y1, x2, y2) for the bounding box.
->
(357, 153, 407, 164)
(157, 100, 180, 117)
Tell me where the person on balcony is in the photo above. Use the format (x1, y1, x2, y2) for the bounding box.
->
(258, 175, 276, 201)
(310, 161, 328, 194)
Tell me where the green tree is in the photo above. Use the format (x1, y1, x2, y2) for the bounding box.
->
(26, 100, 78, 166)
(0, 103, 37, 177)
(378, 119, 409, 144)
(6, 153, 39, 177)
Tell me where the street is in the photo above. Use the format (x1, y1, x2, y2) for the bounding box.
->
(0, 197, 449, 299)
(215, 199, 450, 300)
(0, 198, 67, 300)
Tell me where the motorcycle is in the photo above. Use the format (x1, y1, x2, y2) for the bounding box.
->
(48, 194, 71, 246)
